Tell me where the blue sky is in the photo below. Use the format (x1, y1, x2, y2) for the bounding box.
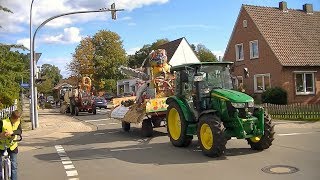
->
(1, 0, 319, 77)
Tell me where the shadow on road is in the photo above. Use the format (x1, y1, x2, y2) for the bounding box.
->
(33, 128, 260, 165)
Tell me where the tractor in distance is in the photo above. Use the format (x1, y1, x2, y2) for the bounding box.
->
(165, 62, 275, 157)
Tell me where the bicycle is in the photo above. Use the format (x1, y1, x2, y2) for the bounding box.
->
(1, 134, 22, 180)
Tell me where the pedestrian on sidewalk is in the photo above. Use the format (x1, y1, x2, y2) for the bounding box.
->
(0, 110, 22, 180)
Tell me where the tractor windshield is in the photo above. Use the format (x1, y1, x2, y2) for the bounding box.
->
(199, 65, 233, 90)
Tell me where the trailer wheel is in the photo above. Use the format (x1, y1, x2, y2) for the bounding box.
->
(151, 117, 163, 128)
(197, 114, 227, 157)
(122, 121, 131, 132)
(247, 112, 275, 150)
(142, 119, 153, 137)
(75, 107, 79, 116)
(166, 102, 192, 147)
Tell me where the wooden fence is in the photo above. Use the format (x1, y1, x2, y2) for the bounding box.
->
(263, 103, 320, 120)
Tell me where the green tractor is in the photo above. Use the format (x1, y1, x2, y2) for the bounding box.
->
(166, 62, 275, 157)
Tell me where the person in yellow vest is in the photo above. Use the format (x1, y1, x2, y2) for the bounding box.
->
(0, 110, 22, 180)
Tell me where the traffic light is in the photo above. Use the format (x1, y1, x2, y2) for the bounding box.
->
(111, 3, 116, 20)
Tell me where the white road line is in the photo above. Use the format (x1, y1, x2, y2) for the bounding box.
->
(84, 118, 112, 122)
(97, 124, 106, 126)
(55, 145, 79, 179)
(94, 132, 105, 135)
(109, 122, 119, 125)
(277, 132, 318, 136)
(64, 164, 75, 170)
(110, 147, 152, 152)
(66, 170, 78, 177)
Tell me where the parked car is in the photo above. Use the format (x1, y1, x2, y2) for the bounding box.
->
(94, 97, 108, 109)
(103, 93, 115, 101)
(46, 96, 55, 104)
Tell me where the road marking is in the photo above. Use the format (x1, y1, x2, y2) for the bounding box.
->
(97, 124, 106, 126)
(108, 130, 120, 134)
(109, 122, 119, 125)
(84, 118, 112, 122)
(55, 145, 79, 180)
(277, 132, 318, 136)
(94, 132, 105, 135)
(110, 147, 152, 152)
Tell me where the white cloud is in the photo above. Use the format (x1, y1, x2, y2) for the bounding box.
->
(16, 38, 30, 49)
(126, 46, 141, 55)
(1, 0, 169, 33)
(43, 27, 82, 44)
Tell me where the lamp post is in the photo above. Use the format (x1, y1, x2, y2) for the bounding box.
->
(29, 3, 124, 129)
(29, 0, 36, 129)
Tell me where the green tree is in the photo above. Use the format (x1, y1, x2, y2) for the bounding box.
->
(40, 64, 62, 86)
(68, 37, 95, 77)
(92, 30, 127, 84)
(127, 38, 169, 68)
(196, 44, 217, 62)
(0, 45, 29, 108)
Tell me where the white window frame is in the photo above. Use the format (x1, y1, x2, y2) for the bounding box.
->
(294, 71, 316, 95)
(235, 43, 244, 61)
(250, 40, 259, 59)
(254, 73, 271, 93)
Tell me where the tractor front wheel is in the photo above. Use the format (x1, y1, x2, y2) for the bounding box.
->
(166, 102, 192, 147)
(247, 112, 275, 150)
(197, 114, 227, 157)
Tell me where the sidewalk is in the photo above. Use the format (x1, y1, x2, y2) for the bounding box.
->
(20, 108, 96, 152)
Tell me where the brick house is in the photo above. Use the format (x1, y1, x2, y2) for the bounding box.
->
(223, 1, 320, 104)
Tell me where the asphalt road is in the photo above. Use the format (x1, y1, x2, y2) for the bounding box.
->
(19, 109, 320, 180)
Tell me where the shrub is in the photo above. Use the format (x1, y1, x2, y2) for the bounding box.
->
(262, 87, 287, 105)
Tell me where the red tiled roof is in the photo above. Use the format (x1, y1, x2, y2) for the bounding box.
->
(243, 5, 320, 66)
(158, 37, 184, 62)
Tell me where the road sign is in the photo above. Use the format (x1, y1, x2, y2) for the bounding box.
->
(21, 83, 30, 88)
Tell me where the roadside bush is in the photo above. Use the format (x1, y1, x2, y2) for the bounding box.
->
(262, 87, 287, 105)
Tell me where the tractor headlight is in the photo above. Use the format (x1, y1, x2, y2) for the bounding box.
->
(231, 102, 246, 108)
(248, 101, 254, 108)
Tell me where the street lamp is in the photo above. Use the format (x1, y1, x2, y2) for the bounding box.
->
(29, 3, 124, 129)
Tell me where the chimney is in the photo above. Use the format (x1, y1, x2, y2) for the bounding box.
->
(303, 4, 313, 14)
(279, 1, 288, 12)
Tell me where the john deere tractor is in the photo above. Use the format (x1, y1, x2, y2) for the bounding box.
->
(166, 62, 275, 157)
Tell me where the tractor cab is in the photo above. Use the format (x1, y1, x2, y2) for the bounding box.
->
(166, 62, 274, 157)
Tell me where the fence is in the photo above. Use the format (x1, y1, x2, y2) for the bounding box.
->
(0, 100, 18, 119)
(263, 103, 320, 120)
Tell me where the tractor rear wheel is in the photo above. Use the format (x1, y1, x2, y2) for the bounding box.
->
(247, 112, 275, 150)
(142, 119, 153, 137)
(166, 102, 192, 147)
(122, 121, 130, 132)
(197, 114, 227, 157)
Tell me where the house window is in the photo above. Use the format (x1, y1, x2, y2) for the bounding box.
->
(250, 40, 259, 59)
(235, 43, 244, 61)
(295, 72, 315, 95)
(254, 74, 271, 93)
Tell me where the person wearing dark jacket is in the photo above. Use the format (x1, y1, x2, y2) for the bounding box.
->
(0, 110, 22, 180)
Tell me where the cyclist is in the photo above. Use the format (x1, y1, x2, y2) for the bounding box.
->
(0, 110, 22, 180)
